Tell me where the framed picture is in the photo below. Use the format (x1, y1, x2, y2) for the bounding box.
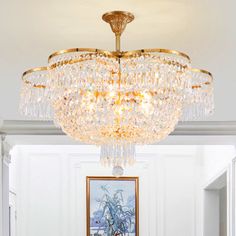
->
(86, 176, 139, 236)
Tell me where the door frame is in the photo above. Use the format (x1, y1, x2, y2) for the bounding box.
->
(203, 158, 236, 236)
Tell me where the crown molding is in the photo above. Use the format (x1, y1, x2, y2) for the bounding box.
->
(174, 121, 236, 135)
(0, 120, 61, 135)
(1, 120, 236, 136)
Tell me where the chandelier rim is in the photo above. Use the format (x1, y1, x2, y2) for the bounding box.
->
(22, 66, 48, 89)
(48, 47, 191, 62)
(190, 68, 213, 78)
(22, 66, 48, 78)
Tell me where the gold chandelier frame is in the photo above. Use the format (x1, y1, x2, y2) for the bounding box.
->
(20, 11, 214, 174)
(21, 11, 213, 91)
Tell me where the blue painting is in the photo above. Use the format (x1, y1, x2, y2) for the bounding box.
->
(87, 177, 139, 236)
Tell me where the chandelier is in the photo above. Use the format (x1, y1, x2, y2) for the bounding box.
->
(20, 11, 214, 173)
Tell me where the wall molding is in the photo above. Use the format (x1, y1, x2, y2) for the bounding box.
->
(1, 136, 12, 166)
(1, 120, 236, 136)
(229, 157, 236, 236)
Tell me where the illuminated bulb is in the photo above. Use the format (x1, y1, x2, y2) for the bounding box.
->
(141, 102, 154, 116)
(109, 91, 115, 98)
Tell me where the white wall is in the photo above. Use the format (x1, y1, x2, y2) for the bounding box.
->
(202, 146, 236, 185)
(9, 145, 236, 236)
(9, 145, 200, 236)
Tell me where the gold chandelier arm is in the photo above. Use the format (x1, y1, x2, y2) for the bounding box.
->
(122, 48, 191, 62)
(22, 67, 48, 88)
(190, 68, 213, 79)
(48, 48, 116, 62)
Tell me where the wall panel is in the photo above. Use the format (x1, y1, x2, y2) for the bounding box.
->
(11, 146, 201, 236)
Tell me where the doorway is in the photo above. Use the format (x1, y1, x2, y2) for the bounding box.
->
(204, 171, 228, 236)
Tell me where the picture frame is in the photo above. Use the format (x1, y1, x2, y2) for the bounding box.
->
(86, 176, 139, 236)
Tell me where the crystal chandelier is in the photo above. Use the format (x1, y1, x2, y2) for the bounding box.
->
(20, 11, 214, 172)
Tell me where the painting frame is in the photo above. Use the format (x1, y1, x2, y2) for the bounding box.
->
(86, 176, 139, 236)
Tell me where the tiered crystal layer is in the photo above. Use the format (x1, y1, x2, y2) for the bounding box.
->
(181, 69, 214, 120)
(47, 50, 190, 145)
(20, 67, 53, 119)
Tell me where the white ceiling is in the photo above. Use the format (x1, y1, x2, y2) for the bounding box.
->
(1, 0, 236, 121)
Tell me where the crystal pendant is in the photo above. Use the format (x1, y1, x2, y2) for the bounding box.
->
(100, 143, 136, 168)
